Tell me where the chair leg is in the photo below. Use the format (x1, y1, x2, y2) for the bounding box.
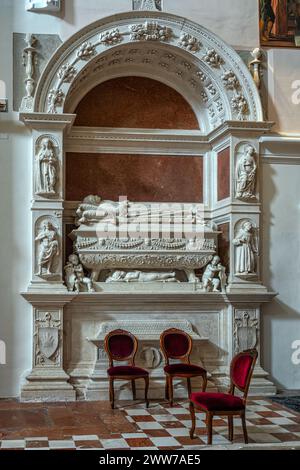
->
(131, 380, 136, 400)
(165, 377, 169, 400)
(109, 378, 115, 409)
(228, 416, 234, 442)
(241, 411, 248, 444)
(189, 402, 196, 439)
(144, 376, 149, 408)
(187, 378, 192, 398)
(168, 376, 174, 407)
(202, 372, 208, 392)
(207, 412, 213, 445)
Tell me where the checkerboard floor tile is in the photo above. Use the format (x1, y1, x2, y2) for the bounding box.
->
(0, 398, 300, 450)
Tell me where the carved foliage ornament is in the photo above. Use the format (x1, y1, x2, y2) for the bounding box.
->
(130, 22, 173, 41)
(99, 29, 123, 46)
(178, 33, 201, 53)
(133, 0, 162, 10)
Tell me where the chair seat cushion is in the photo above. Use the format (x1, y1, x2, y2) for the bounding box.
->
(107, 365, 148, 377)
(190, 392, 245, 411)
(164, 363, 206, 375)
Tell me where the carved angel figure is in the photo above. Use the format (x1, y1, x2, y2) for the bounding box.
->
(201, 255, 227, 292)
(64, 254, 95, 293)
(35, 138, 58, 195)
(235, 146, 257, 200)
(233, 221, 257, 274)
(106, 270, 179, 283)
(35, 221, 59, 276)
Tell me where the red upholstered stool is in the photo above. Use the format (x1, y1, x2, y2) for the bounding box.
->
(160, 328, 207, 407)
(104, 329, 149, 409)
(189, 349, 258, 445)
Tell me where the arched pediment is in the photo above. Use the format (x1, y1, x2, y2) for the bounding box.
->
(34, 11, 263, 132)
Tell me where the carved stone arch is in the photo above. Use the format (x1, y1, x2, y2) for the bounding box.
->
(33, 11, 263, 132)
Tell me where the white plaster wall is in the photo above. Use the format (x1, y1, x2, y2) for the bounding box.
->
(262, 162, 300, 390)
(0, 0, 299, 396)
(266, 49, 300, 134)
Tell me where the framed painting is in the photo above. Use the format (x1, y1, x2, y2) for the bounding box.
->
(259, 0, 300, 47)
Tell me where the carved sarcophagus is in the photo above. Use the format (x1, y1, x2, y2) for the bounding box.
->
(69, 196, 223, 286)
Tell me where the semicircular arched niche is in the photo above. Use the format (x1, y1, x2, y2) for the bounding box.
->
(73, 76, 200, 130)
(34, 11, 263, 133)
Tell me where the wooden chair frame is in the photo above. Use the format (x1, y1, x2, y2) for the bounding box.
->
(189, 348, 258, 445)
(160, 328, 207, 407)
(104, 329, 149, 409)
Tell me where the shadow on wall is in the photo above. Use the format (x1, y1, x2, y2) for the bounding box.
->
(0, 118, 32, 397)
(261, 163, 300, 391)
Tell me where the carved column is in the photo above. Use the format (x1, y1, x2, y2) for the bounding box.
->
(20, 113, 76, 401)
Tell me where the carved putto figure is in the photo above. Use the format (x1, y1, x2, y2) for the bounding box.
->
(64, 254, 95, 293)
(233, 221, 257, 275)
(35, 221, 59, 276)
(106, 270, 179, 283)
(235, 145, 257, 200)
(201, 256, 227, 292)
(35, 138, 58, 195)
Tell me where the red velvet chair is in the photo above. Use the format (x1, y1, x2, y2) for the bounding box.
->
(189, 349, 258, 445)
(104, 329, 149, 409)
(160, 328, 207, 407)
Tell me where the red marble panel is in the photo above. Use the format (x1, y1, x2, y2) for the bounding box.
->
(74, 76, 199, 129)
(218, 222, 230, 273)
(66, 153, 203, 203)
(217, 147, 230, 201)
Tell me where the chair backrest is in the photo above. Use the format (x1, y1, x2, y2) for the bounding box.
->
(230, 349, 258, 399)
(160, 328, 192, 364)
(104, 329, 138, 367)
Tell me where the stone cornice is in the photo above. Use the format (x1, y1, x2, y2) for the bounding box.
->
(19, 112, 76, 131)
(21, 291, 277, 307)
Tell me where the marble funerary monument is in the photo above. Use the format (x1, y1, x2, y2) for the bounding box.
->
(20, 10, 276, 401)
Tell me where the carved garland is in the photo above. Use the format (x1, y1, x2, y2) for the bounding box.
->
(46, 21, 249, 121)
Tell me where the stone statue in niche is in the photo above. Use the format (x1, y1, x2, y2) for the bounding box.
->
(235, 145, 257, 200)
(35, 221, 59, 276)
(106, 270, 179, 283)
(35, 138, 58, 196)
(201, 256, 227, 292)
(64, 254, 95, 293)
(233, 221, 258, 275)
